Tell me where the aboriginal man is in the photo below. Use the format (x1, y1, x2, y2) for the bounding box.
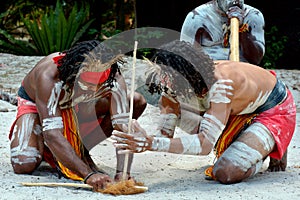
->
(112, 40, 296, 184)
(180, 0, 265, 65)
(9, 40, 146, 190)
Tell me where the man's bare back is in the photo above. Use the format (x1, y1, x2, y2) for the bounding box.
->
(213, 60, 277, 115)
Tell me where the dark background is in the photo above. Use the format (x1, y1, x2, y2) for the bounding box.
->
(136, 0, 300, 69)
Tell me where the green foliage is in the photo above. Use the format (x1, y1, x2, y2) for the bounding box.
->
(21, 1, 95, 55)
(0, 29, 37, 55)
(261, 26, 288, 69)
(103, 28, 168, 58)
(0, 3, 37, 55)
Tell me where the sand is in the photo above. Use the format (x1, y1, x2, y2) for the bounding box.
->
(0, 53, 299, 200)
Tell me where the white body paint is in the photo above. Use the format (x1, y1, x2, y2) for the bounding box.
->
(42, 117, 63, 131)
(47, 81, 63, 116)
(112, 82, 128, 113)
(133, 137, 149, 153)
(200, 113, 225, 145)
(151, 137, 171, 152)
(111, 113, 130, 127)
(110, 81, 129, 129)
(178, 110, 203, 134)
(238, 90, 272, 114)
(222, 141, 263, 172)
(180, 134, 202, 155)
(10, 114, 41, 165)
(180, 2, 265, 62)
(208, 79, 234, 104)
(157, 113, 178, 137)
(245, 122, 275, 152)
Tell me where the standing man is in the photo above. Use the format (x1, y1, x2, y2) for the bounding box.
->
(9, 40, 146, 190)
(180, 0, 265, 65)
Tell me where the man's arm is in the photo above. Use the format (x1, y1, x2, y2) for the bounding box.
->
(35, 77, 111, 189)
(112, 75, 236, 156)
(112, 97, 232, 156)
(109, 73, 134, 180)
(227, 6, 265, 64)
(240, 9, 265, 64)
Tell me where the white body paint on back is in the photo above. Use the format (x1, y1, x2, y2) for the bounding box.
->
(208, 79, 234, 104)
(238, 90, 272, 115)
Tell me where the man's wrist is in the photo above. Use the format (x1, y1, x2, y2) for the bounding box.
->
(151, 137, 171, 152)
(83, 171, 98, 183)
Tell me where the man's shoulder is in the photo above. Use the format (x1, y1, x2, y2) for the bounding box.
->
(194, 1, 214, 11)
(244, 4, 264, 16)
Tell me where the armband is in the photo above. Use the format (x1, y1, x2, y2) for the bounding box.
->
(151, 137, 171, 152)
(111, 113, 130, 127)
(180, 134, 202, 155)
(83, 171, 99, 183)
(42, 117, 63, 131)
(199, 113, 225, 145)
(157, 113, 178, 138)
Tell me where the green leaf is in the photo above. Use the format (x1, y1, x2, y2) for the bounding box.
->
(20, 0, 94, 55)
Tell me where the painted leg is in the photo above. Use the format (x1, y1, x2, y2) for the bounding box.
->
(213, 123, 275, 184)
(10, 113, 43, 174)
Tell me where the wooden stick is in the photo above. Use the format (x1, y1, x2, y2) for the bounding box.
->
(20, 182, 93, 189)
(20, 182, 148, 191)
(229, 17, 240, 62)
(122, 41, 138, 181)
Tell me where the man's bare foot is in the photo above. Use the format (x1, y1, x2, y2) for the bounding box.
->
(267, 150, 287, 172)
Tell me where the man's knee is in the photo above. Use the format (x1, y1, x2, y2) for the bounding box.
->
(12, 161, 39, 174)
(213, 157, 250, 184)
(11, 147, 42, 174)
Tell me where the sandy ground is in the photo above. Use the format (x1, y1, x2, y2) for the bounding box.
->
(0, 53, 300, 200)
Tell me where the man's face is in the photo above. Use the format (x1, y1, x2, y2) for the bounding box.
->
(216, 0, 244, 12)
(77, 78, 101, 93)
(76, 68, 112, 94)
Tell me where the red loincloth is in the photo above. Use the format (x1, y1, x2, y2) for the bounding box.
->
(254, 89, 296, 160)
(205, 88, 296, 179)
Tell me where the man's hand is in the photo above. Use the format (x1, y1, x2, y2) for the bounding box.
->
(85, 172, 113, 191)
(227, 6, 244, 26)
(111, 120, 153, 153)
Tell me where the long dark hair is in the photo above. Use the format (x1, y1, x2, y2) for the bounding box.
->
(147, 40, 216, 97)
(57, 40, 121, 89)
